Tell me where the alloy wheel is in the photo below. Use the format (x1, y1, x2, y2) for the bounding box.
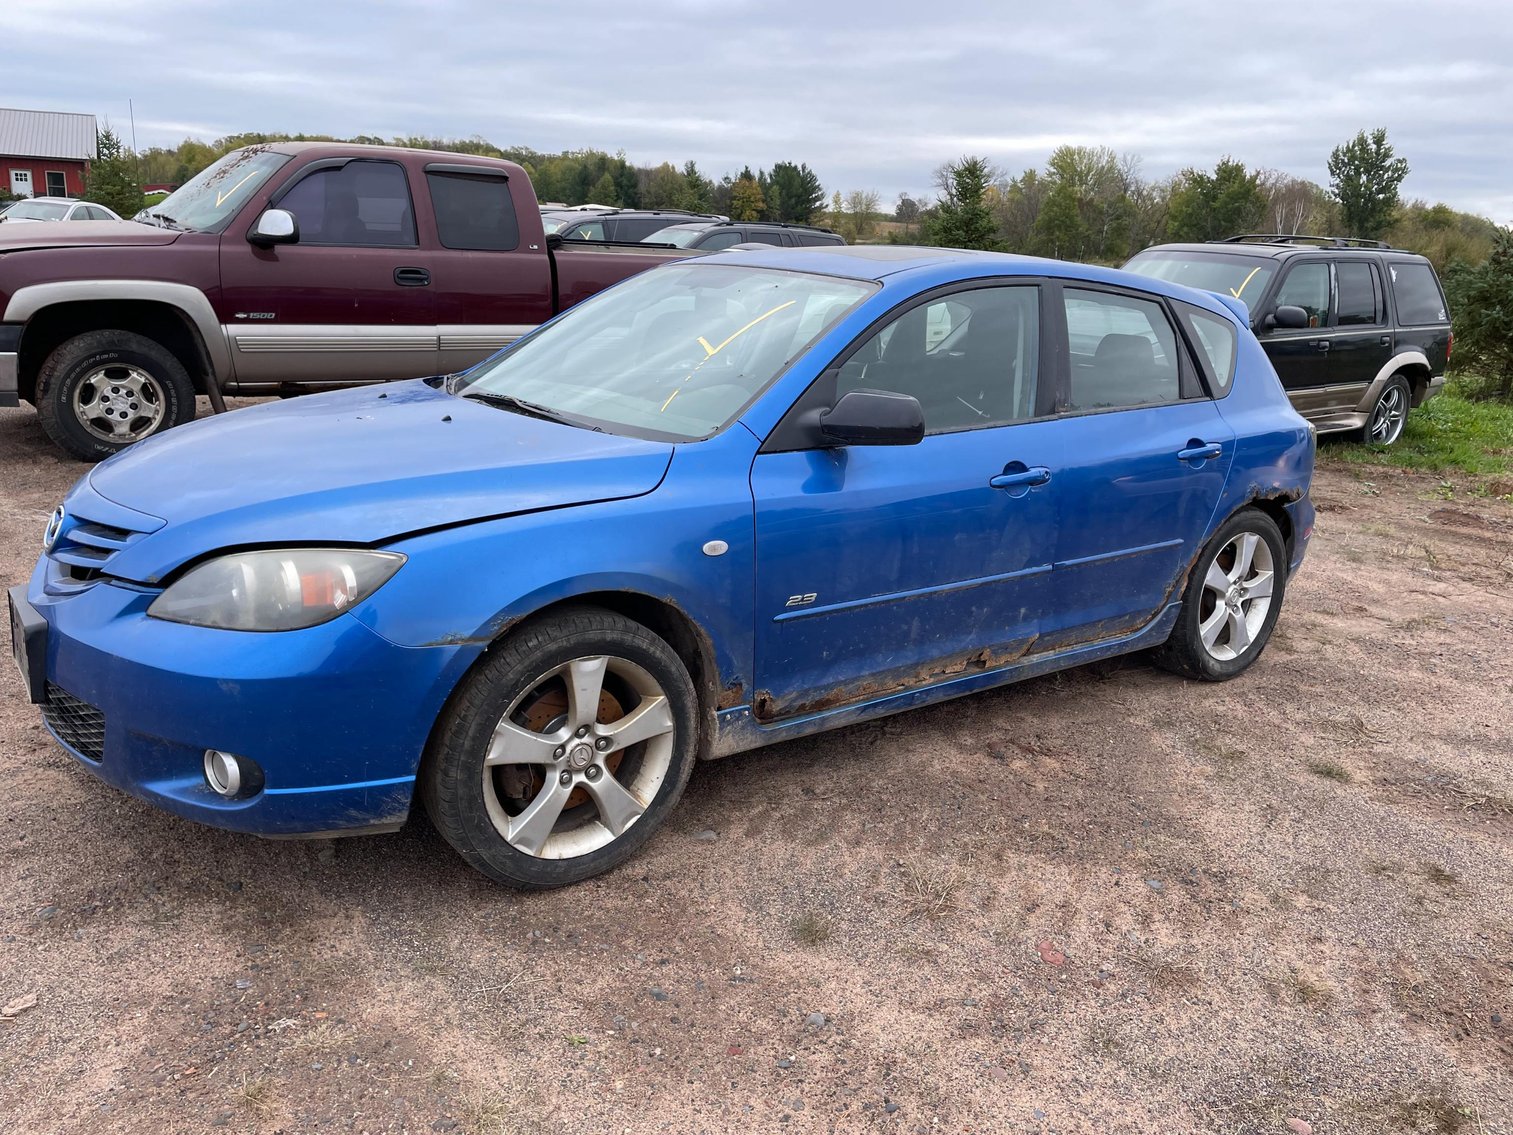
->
(1368, 384, 1407, 445)
(1197, 531, 1276, 662)
(73, 365, 167, 443)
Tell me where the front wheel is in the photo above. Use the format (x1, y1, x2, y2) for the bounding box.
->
(1358, 373, 1411, 446)
(36, 330, 197, 462)
(421, 607, 700, 889)
(1155, 509, 1288, 681)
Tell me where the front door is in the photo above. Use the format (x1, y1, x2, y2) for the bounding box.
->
(1041, 285, 1235, 649)
(751, 284, 1052, 720)
(1257, 260, 1332, 393)
(217, 157, 438, 387)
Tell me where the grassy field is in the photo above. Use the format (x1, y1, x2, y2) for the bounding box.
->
(1322, 378, 1513, 497)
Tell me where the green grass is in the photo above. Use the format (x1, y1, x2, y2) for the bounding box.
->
(1322, 379, 1513, 492)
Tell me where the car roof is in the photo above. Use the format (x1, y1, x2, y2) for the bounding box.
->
(695, 245, 1244, 319)
(1137, 240, 1432, 263)
(20, 196, 79, 204)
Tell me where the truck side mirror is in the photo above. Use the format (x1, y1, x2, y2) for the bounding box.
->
(1266, 304, 1310, 331)
(249, 208, 299, 247)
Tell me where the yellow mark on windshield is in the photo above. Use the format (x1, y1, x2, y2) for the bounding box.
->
(697, 300, 797, 358)
(661, 389, 682, 412)
(1229, 266, 1262, 300)
(215, 170, 260, 208)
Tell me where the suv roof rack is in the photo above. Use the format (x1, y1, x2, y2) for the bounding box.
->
(707, 220, 839, 235)
(1213, 233, 1395, 249)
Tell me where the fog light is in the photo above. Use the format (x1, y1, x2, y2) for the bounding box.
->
(204, 756, 257, 799)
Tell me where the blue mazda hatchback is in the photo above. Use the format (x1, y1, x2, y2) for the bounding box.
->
(11, 247, 1314, 887)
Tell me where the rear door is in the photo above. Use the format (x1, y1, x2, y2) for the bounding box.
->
(1327, 258, 1392, 392)
(421, 165, 555, 370)
(218, 156, 438, 386)
(1039, 284, 1235, 650)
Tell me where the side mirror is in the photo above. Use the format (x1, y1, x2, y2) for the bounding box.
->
(1267, 304, 1310, 331)
(818, 389, 925, 447)
(249, 208, 298, 247)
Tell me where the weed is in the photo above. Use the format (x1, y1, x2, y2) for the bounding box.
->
(565, 1034, 589, 1046)
(1323, 382, 1513, 490)
(1308, 758, 1353, 783)
(461, 1091, 512, 1134)
(235, 1071, 274, 1116)
(791, 910, 834, 946)
(892, 860, 961, 921)
(1420, 863, 1459, 887)
(1278, 967, 1334, 1007)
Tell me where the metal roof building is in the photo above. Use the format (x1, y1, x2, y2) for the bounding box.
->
(0, 108, 98, 162)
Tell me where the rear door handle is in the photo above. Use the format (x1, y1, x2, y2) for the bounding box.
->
(394, 266, 431, 287)
(1178, 442, 1223, 462)
(989, 466, 1051, 490)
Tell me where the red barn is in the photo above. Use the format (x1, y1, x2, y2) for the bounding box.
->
(0, 108, 96, 199)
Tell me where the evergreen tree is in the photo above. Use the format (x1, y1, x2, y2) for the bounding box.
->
(589, 171, 619, 208)
(768, 162, 826, 224)
(924, 156, 1002, 250)
(85, 126, 144, 218)
(1444, 227, 1513, 401)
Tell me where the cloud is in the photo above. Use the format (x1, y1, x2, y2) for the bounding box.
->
(4, 0, 1511, 220)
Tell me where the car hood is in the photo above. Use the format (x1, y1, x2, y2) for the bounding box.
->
(78, 381, 674, 584)
(0, 219, 180, 251)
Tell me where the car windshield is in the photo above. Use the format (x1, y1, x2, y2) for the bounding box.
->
(1124, 251, 1277, 307)
(453, 263, 876, 441)
(5, 201, 70, 221)
(134, 148, 292, 233)
(644, 225, 707, 247)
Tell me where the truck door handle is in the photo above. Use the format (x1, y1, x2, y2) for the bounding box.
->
(1380, 335, 1392, 346)
(394, 267, 431, 287)
(1177, 441, 1223, 462)
(1314, 340, 1331, 353)
(989, 466, 1051, 490)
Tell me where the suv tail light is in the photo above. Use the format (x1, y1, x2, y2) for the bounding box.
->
(1447, 330, 1454, 362)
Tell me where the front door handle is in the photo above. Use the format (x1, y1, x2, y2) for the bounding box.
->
(989, 466, 1052, 490)
(394, 266, 431, 287)
(1314, 339, 1331, 353)
(1178, 442, 1223, 462)
(1380, 335, 1392, 347)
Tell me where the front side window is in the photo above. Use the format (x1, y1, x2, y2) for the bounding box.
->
(1390, 262, 1449, 324)
(1272, 262, 1330, 328)
(1064, 288, 1181, 411)
(561, 219, 606, 241)
(837, 286, 1040, 433)
(454, 263, 875, 441)
(644, 225, 707, 247)
(277, 160, 416, 247)
(429, 172, 520, 251)
(698, 229, 746, 250)
(1335, 261, 1381, 326)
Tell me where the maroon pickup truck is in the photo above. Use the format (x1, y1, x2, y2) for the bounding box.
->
(0, 142, 687, 460)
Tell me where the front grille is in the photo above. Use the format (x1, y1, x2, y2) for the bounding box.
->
(48, 511, 154, 575)
(41, 683, 106, 762)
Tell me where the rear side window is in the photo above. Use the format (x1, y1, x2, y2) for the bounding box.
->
(278, 160, 416, 247)
(796, 232, 842, 246)
(1063, 289, 1181, 411)
(1335, 261, 1382, 325)
(1390, 262, 1448, 324)
(1178, 304, 1238, 395)
(427, 172, 520, 251)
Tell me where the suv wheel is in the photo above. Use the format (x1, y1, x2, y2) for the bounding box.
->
(1359, 374, 1411, 446)
(36, 330, 197, 462)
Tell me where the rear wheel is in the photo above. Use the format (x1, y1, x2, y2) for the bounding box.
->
(36, 330, 197, 462)
(421, 607, 699, 889)
(1358, 373, 1411, 446)
(1155, 509, 1288, 681)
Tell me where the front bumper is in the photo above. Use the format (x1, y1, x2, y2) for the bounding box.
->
(22, 561, 469, 837)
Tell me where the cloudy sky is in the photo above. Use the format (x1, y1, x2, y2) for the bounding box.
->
(4, 0, 1511, 221)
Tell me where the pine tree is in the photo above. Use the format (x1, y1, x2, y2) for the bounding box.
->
(85, 126, 144, 218)
(925, 157, 1002, 250)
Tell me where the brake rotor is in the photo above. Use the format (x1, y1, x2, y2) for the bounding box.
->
(516, 683, 628, 810)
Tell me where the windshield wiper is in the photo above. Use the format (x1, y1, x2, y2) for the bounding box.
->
(140, 210, 190, 232)
(461, 389, 587, 427)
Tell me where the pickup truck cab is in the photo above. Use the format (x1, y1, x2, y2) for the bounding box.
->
(0, 142, 687, 460)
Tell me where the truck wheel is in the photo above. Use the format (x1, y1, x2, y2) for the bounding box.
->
(36, 330, 197, 462)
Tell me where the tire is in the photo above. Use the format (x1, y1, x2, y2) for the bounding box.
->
(421, 606, 700, 889)
(36, 330, 197, 462)
(1154, 509, 1288, 682)
(1357, 373, 1411, 446)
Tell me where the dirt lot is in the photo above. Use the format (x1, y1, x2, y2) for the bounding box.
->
(1, 401, 1510, 1135)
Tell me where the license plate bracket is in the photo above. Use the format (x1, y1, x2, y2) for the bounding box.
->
(8, 585, 47, 705)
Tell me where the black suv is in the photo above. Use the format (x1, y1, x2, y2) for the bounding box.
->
(544, 210, 724, 242)
(642, 220, 845, 250)
(1125, 235, 1451, 445)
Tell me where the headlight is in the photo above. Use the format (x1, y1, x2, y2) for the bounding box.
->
(148, 548, 405, 631)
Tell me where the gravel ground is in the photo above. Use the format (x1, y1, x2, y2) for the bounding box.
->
(1, 400, 1510, 1135)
